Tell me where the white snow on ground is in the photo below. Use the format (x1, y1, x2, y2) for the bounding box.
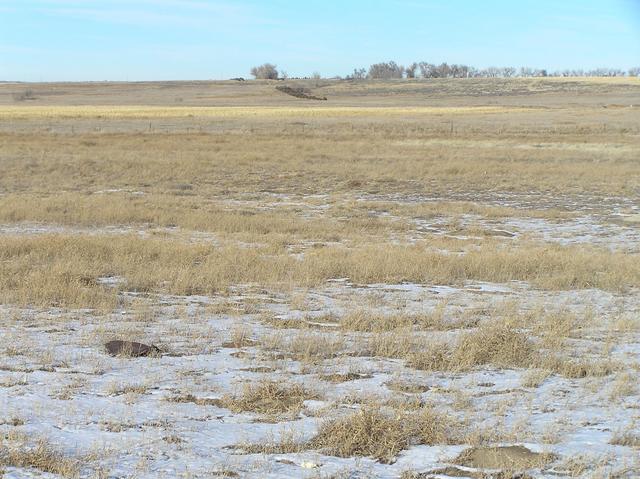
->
(503, 216, 640, 252)
(410, 213, 640, 251)
(1, 277, 639, 478)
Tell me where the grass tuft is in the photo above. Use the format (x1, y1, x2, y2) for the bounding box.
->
(0, 438, 80, 478)
(308, 405, 456, 463)
(219, 380, 317, 418)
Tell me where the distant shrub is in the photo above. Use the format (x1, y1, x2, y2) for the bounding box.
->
(13, 89, 36, 102)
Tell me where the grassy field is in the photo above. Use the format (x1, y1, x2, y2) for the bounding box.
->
(0, 78, 639, 478)
(0, 105, 539, 118)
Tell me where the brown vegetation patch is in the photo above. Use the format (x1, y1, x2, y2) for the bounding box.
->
(320, 372, 373, 383)
(385, 381, 430, 394)
(104, 340, 161, 358)
(221, 338, 258, 348)
(276, 85, 327, 101)
(404, 467, 516, 478)
(167, 394, 223, 407)
(211, 470, 240, 477)
(455, 445, 555, 470)
(239, 366, 276, 373)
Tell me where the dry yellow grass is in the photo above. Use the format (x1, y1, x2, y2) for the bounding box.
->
(407, 321, 536, 372)
(544, 76, 640, 85)
(0, 105, 539, 120)
(261, 330, 346, 363)
(610, 426, 640, 448)
(339, 306, 472, 332)
(0, 436, 81, 478)
(218, 380, 317, 418)
(1, 127, 638, 199)
(0, 192, 405, 242)
(308, 405, 456, 463)
(1, 233, 637, 309)
(346, 316, 618, 378)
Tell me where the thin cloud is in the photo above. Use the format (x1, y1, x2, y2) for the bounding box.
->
(20, 0, 273, 28)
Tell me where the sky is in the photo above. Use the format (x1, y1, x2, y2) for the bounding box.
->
(1, 0, 639, 81)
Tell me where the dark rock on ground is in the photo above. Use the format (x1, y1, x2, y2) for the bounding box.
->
(104, 340, 160, 358)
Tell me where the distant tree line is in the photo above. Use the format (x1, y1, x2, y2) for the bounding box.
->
(250, 62, 640, 81)
(348, 61, 639, 79)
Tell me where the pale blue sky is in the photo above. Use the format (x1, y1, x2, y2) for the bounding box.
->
(1, 0, 639, 81)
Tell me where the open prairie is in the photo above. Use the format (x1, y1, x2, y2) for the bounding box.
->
(0, 78, 639, 478)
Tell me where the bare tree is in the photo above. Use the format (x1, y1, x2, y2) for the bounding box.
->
(483, 66, 501, 78)
(586, 68, 623, 77)
(418, 62, 436, 78)
(449, 64, 461, 78)
(436, 63, 451, 78)
(405, 63, 418, 79)
(519, 67, 534, 77)
(520, 67, 547, 77)
(450, 64, 471, 78)
(250, 63, 279, 80)
(629, 67, 640, 77)
(502, 67, 517, 78)
(348, 68, 366, 80)
(368, 61, 404, 79)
